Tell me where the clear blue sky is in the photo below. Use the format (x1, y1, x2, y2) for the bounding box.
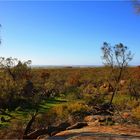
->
(0, 1, 140, 65)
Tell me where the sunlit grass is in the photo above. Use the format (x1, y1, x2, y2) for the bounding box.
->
(0, 97, 67, 128)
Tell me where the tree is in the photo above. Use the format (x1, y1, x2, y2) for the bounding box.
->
(0, 57, 33, 110)
(0, 57, 31, 81)
(132, 0, 140, 14)
(101, 42, 133, 105)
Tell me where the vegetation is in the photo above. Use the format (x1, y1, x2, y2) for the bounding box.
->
(101, 42, 133, 105)
(133, 0, 140, 13)
(0, 42, 140, 139)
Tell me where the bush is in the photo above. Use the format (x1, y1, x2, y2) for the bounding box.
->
(112, 94, 130, 110)
(132, 106, 140, 121)
(47, 102, 91, 124)
(65, 88, 81, 101)
(0, 119, 24, 139)
(113, 93, 140, 111)
(126, 99, 139, 109)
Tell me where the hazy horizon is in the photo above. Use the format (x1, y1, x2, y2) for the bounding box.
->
(31, 64, 139, 68)
(0, 1, 140, 65)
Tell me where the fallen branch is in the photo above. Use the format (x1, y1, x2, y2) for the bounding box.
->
(23, 122, 71, 139)
(23, 128, 49, 139)
(23, 109, 38, 136)
(66, 122, 88, 130)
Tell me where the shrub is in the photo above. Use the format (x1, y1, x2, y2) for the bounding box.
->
(65, 88, 81, 101)
(112, 94, 130, 110)
(47, 102, 91, 124)
(0, 119, 24, 139)
(82, 83, 97, 95)
(132, 106, 140, 121)
(126, 99, 139, 109)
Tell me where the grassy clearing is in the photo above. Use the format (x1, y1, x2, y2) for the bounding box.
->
(39, 97, 67, 113)
(0, 97, 67, 128)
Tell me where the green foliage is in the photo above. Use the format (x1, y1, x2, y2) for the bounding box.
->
(0, 57, 34, 110)
(48, 102, 91, 122)
(113, 94, 130, 110)
(113, 93, 140, 110)
(64, 88, 81, 101)
(0, 57, 140, 138)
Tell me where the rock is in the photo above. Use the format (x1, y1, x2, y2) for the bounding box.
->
(122, 112, 131, 119)
(84, 115, 95, 122)
(120, 80, 126, 86)
(89, 120, 100, 126)
(93, 115, 113, 122)
(66, 122, 88, 130)
(84, 115, 114, 126)
(84, 115, 114, 124)
(93, 115, 105, 121)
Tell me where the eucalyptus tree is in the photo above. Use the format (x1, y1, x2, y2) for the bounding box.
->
(101, 42, 133, 105)
(133, 0, 140, 14)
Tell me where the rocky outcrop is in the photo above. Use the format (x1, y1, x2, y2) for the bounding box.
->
(42, 124, 140, 140)
(84, 115, 115, 126)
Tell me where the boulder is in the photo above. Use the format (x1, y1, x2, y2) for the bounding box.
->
(120, 80, 126, 86)
(84, 115, 95, 122)
(122, 112, 131, 119)
(93, 115, 112, 122)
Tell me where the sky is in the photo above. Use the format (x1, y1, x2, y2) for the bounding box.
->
(0, 1, 140, 66)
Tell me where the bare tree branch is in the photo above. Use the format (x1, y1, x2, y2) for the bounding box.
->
(101, 42, 133, 105)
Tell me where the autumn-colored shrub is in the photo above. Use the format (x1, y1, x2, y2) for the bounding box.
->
(132, 106, 140, 121)
(1, 63, 140, 138)
(0, 119, 24, 139)
(47, 102, 91, 124)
